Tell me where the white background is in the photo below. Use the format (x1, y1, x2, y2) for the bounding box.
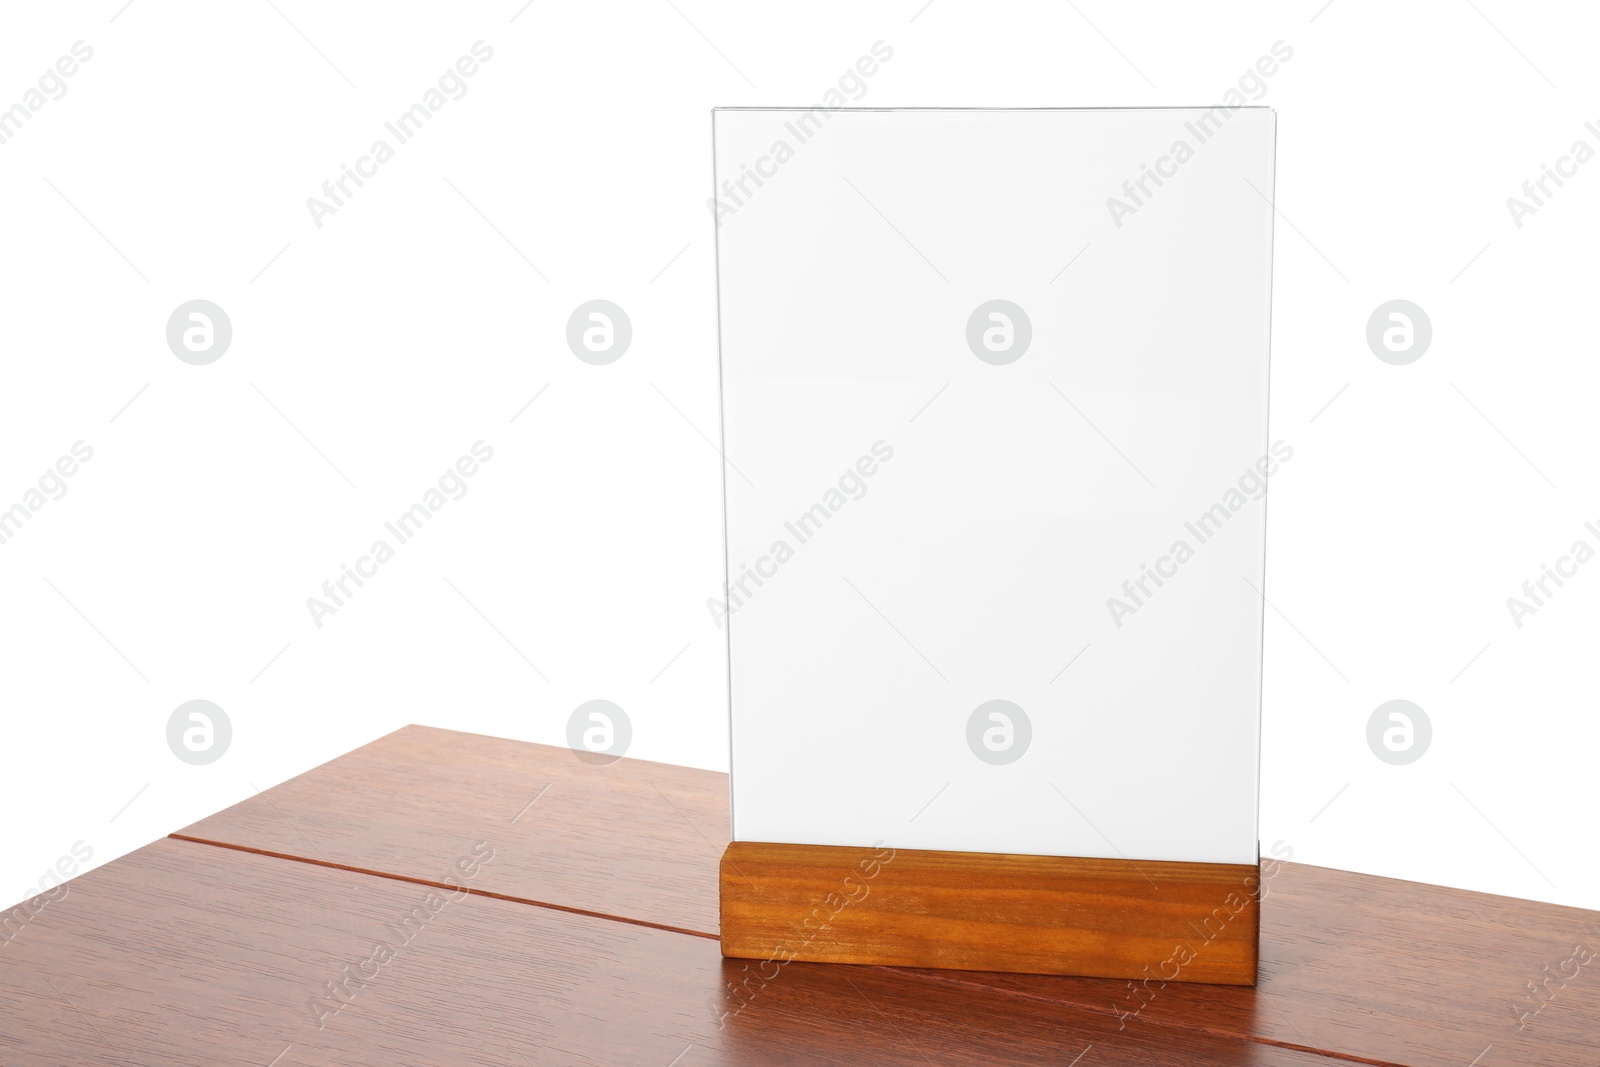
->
(2, 1, 1596, 914)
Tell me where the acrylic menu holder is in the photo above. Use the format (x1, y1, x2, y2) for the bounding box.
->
(712, 107, 1276, 984)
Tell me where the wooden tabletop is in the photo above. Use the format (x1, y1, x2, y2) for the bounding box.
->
(5, 725, 1597, 1066)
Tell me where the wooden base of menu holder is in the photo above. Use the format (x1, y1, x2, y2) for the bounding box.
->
(719, 840, 1260, 986)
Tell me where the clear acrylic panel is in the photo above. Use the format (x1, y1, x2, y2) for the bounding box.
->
(714, 107, 1276, 866)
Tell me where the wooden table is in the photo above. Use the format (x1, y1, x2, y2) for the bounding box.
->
(3, 725, 1596, 1065)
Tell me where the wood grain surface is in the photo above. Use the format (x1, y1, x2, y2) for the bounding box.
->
(0, 838, 1331, 1067)
(721, 841, 1259, 984)
(171, 724, 1600, 1067)
(946, 862, 1600, 1067)
(177, 724, 728, 936)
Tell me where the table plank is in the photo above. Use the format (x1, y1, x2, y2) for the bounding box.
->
(178, 724, 727, 936)
(178, 724, 1600, 1067)
(0, 838, 1327, 1067)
